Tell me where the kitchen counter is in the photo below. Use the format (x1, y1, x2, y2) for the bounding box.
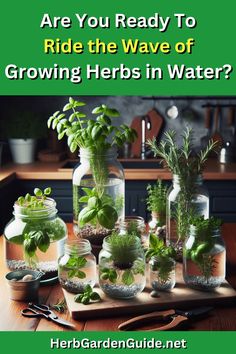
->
(0, 223, 236, 331)
(1, 159, 236, 186)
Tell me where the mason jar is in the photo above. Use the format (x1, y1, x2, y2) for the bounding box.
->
(4, 198, 67, 283)
(118, 216, 148, 247)
(166, 174, 209, 248)
(149, 255, 176, 291)
(98, 235, 146, 299)
(72, 148, 125, 245)
(183, 225, 226, 290)
(58, 239, 97, 293)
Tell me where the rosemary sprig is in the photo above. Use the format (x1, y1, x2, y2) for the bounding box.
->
(51, 299, 67, 313)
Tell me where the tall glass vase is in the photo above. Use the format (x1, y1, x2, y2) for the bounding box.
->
(72, 148, 125, 250)
(166, 175, 209, 252)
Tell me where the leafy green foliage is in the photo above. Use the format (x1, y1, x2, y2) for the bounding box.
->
(65, 253, 87, 279)
(184, 216, 222, 279)
(107, 232, 141, 266)
(146, 180, 167, 214)
(78, 188, 118, 230)
(147, 128, 218, 242)
(17, 187, 52, 210)
(48, 98, 136, 231)
(47, 98, 137, 153)
(74, 285, 101, 305)
(100, 268, 118, 283)
(100, 233, 145, 286)
(146, 233, 176, 284)
(146, 233, 176, 260)
(12, 187, 66, 267)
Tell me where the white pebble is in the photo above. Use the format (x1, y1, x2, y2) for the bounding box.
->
(22, 274, 34, 282)
(10, 278, 18, 282)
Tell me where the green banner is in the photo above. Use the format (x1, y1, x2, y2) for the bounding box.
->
(0, 0, 236, 95)
(0, 331, 235, 354)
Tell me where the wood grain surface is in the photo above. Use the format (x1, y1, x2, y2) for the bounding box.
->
(0, 223, 236, 331)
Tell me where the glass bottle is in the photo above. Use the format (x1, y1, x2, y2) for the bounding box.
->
(183, 225, 226, 290)
(149, 255, 176, 291)
(4, 198, 67, 283)
(166, 174, 209, 248)
(98, 235, 146, 299)
(58, 239, 97, 293)
(72, 148, 125, 240)
(118, 216, 148, 247)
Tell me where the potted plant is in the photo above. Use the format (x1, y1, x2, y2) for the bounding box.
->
(183, 216, 225, 290)
(48, 97, 137, 246)
(98, 231, 146, 299)
(146, 180, 167, 235)
(4, 187, 67, 282)
(148, 128, 218, 249)
(0, 110, 47, 164)
(146, 233, 176, 291)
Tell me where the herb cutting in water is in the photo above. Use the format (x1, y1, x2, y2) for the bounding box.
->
(148, 128, 218, 244)
(48, 97, 137, 235)
(146, 233, 176, 291)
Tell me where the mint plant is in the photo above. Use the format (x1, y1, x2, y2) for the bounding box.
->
(10, 187, 66, 268)
(65, 253, 87, 279)
(146, 233, 176, 284)
(74, 285, 101, 305)
(48, 97, 137, 231)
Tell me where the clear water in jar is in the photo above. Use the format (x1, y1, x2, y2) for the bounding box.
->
(73, 178, 125, 235)
(183, 246, 226, 290)
(5, 237, 66, 282)
(167, 195, 209, 246)
(58, 257, 97, 293)
(150, 269, 175, 291)
(99, 258, 146, 299)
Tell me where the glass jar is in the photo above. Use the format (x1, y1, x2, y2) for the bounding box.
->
(149, 255, 176, 291)
(98, 235, 146, 299)
(118, 216, 148, 247)
(72, 148, 125, 242)
(58, 239, 96, 293)
(4, 198, 67, 283)
(166, 174, 209, 248)
(183, 225, 226, 290)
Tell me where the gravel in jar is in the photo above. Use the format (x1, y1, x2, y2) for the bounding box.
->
(59, 278, 94, 294)
(100, 283, 144, 299)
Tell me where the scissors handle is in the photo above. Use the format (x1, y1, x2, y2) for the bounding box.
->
(28, 303, 50, 313)
(21, 308, 49, 319)
(118, 309, 176, 331)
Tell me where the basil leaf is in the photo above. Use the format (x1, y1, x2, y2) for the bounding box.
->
(97, 205, 118, 229)
(79, 207, 97, 225)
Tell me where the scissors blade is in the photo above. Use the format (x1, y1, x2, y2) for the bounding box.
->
(48, 314, 75, 328)
(175, 306, 213, 319)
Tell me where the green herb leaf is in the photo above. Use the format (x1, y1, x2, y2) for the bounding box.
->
(90, 292, 101, 301)
(97, 205, 118, 229)
(122, 269, 134, 286)
(79, 207, 97, 225)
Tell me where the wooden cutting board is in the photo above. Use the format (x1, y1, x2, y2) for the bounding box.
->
(130, 109, 164, 158)
(63, 265, 236, 320)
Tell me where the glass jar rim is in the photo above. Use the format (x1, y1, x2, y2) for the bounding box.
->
(102, 234, 141, 252)
(189, 224, 221, 235)
(13, 197, 57, 219)
(79, 146, 117, 158)
(119, 216, 145, 228)
(65, 239, 92, 255)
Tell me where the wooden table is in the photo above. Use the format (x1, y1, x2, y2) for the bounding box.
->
(1, 224, 236, 331)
